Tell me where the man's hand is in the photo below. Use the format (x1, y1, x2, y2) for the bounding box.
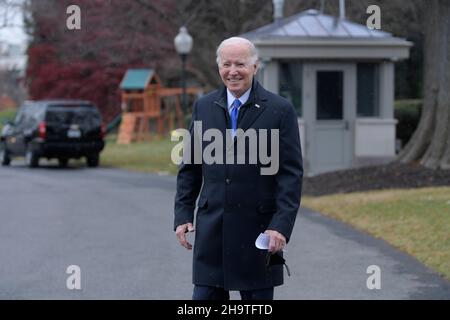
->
(264, 230, 286, 254)
(175, 223, 195, 250)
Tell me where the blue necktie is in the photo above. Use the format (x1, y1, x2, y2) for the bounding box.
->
(231, 99, 241, 137)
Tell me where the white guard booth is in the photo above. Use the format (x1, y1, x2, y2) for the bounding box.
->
(243, 9, 412, 175)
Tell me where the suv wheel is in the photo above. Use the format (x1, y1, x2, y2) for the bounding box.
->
(0, 146, 11, 166)
(25, 147, 39, 168)
(58, 158, 69, 168)
(86, 154, 99, 167)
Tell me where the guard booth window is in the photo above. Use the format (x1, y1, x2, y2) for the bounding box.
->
(357, 63, 380, 117)
(279, 62, 303, 116)
(316, 71, 343, 120)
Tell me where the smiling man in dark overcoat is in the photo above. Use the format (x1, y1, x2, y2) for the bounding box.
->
(174, 36, 303, 300)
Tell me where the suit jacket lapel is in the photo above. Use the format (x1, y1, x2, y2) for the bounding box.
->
(239, 101, 266, 132)
(239, 80, 268, 131)
(237, 80, 269, 131)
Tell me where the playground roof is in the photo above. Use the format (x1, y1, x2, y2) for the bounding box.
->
(120, 69, 155, 90)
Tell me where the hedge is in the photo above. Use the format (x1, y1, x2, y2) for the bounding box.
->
(394, 99, 422, 148)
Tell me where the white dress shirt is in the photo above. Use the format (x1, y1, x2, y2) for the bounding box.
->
(227, 88, 251, 115)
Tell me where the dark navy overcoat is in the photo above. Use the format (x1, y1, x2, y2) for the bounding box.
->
(174, 80, 303, 290)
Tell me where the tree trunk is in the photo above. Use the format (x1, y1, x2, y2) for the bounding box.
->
(397, 0, 450, 169)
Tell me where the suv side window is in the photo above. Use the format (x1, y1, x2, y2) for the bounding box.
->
(14, 106, 26, 127)
(26, 103, 44, 128)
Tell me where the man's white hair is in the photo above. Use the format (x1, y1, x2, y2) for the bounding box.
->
(216, 37, 259, 66)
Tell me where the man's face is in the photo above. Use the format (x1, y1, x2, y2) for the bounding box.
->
(218, 43, 258, 98)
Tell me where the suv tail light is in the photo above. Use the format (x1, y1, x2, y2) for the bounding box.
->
(38, 121, 46, 139)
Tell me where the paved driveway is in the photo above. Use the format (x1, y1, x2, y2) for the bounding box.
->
(0, 162, 448, 299)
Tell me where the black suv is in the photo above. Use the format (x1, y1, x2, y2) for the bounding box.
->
(0, 100, 105, 168)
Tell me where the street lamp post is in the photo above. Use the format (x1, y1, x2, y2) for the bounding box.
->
(174, 26, 193, 115)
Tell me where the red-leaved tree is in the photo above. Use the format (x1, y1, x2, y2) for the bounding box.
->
(25, 0, 178, 122)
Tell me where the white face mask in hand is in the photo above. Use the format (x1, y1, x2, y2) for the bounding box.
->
(255, 233, 287, 252)
(255, 233, 270, 250)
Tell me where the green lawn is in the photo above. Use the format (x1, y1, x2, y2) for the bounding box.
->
(302, 187, 450, 281)
(0, 108, 16, 131)
(101, 134, 179, 174)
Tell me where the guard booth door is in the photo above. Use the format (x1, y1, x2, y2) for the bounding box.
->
(303, 63, 356, 175)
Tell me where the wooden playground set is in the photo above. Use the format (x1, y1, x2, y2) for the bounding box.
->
(117, 69, 200, 144)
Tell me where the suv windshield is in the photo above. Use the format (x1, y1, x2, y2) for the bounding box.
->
(46, 106, 102, 129)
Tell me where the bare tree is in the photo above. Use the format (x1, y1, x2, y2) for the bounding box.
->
(0, 0, 27, 105)
(0, 68, 26, 103)
(397, 0, 450, 169)
(168, 0, 274, 89)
